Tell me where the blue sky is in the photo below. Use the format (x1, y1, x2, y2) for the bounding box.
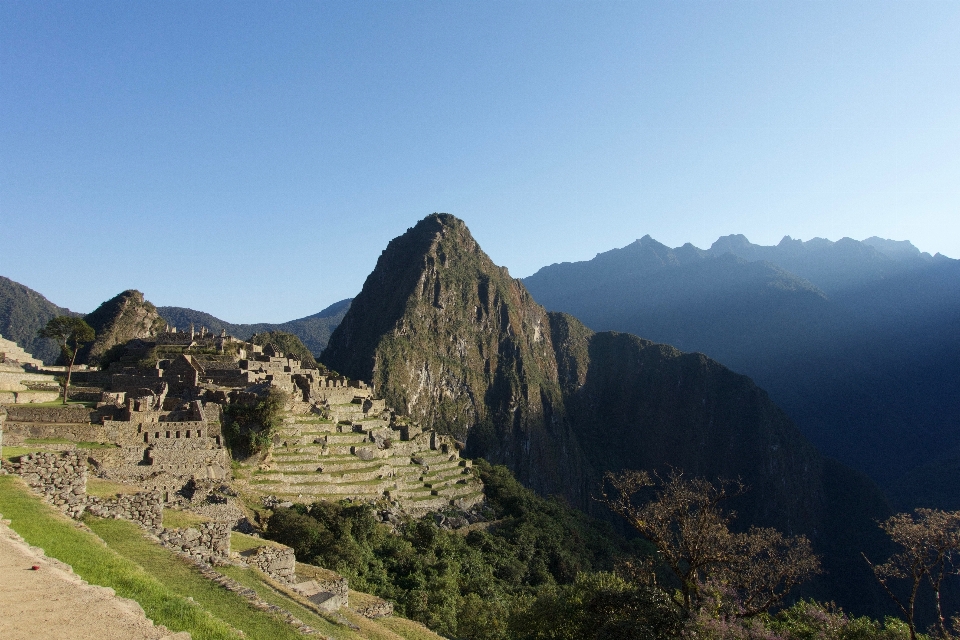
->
(2, 1, 959, 321)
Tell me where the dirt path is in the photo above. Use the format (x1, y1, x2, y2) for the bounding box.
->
(0, 517, 189, 640)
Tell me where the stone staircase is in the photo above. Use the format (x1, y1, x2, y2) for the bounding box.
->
(251, 412, 484, 513)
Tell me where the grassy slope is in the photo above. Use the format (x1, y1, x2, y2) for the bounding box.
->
(0, 476, 444, 640)
(0, 475, 243, 640)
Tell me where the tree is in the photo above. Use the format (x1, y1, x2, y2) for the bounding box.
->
(600, 469, 820, 619)
(864, 509, 960, 640)
(37, 316, 95, 404)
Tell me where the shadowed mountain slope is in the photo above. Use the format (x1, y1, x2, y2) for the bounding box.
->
(523, 235, 960, 505)
(323, 213, 892, 614)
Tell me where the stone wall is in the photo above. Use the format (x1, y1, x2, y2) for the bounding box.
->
(2, 404, 106, 424)
(292, 563, 351, 612)
(9, 451, 88, 518)
(1, 422, 121, 446)
(354, 597, 394, 619)
(245, 544, 297, 583)
(159, 522, 231, 564)
(86, 490, 164, 530)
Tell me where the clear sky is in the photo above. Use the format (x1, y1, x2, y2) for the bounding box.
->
(2, 1, 959, 321)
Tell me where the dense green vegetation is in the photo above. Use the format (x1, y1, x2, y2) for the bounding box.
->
(222, 387, 288, 457)
(266, 460, 642, 639)
(263, 461, 936, 640)
(0, 274, 76, 363)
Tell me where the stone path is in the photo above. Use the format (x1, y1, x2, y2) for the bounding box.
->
(0, 516, 188, 640)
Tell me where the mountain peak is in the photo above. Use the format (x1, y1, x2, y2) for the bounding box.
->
(709, 233, 754, 254)
(81, 289, 165, 365)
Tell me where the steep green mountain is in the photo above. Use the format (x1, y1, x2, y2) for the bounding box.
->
(523, 235, 960, 504)
(79, 290, 167, 365)
(322, 214, 892, 614)
(158, 299, 350, 356)
(0, 275, 78, 363)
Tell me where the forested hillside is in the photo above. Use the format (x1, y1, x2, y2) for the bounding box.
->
(0, 276, 77, 363)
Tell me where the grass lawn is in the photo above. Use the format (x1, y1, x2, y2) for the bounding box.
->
(162, 508, 212, 529)
(86, 517, 311, 640)
(86, 477, 144, 497)
(0, 475, 445, 640)
(0, 475, 242, 640)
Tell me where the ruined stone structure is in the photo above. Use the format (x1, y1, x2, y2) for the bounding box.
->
(159, 521, 231, 564)
(8, 451, 88, 518)
(0, 336, 61, 403)
(85, 490, 164, 530)
(97, 397, 229, 500)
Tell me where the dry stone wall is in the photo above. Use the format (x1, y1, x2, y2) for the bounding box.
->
(86, 491, 163, 530)
(159, 522, 231, 563)
(245, 544, 297, 583)
(9, 451, 88, 518)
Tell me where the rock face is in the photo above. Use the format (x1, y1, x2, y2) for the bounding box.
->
(323, 213, 892, 613)
(80, 290, 166, 365)
(322, 214, 588, 501)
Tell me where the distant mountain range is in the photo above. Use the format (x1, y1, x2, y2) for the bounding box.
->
(523, 234, 960, 510)
(157, 300, 351, 357)
(0, 274, 351, 364)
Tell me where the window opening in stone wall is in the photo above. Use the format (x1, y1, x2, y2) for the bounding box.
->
(144, 433, 149, 443)
(176, 431, 180, 438)
(166, 431, 171, 438)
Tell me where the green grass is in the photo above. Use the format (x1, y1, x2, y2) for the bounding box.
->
(86, 477, 143, 497)
(23, 438, 117, 449)
(86, 516, 311, 640)
(0, 475, 243, 640)
(230, 531, 286, 553)
(162, 508, 212, 529)
(2, 446, 35, 461)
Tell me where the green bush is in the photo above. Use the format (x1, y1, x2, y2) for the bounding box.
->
(222, 388, 287, 457)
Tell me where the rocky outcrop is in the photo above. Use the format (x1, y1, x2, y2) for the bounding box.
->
(80, 290, 166, 365)
(322, 214, 590, 501)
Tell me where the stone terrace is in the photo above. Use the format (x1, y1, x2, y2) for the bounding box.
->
(250, 407, 483, 514)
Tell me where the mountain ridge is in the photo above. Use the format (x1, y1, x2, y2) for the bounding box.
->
(523, 234, 960, 507)
(322, 213, 893, 614)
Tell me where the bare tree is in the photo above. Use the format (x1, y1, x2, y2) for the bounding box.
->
(864, 508, 960, 640)
(600, 469, 820, 618)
